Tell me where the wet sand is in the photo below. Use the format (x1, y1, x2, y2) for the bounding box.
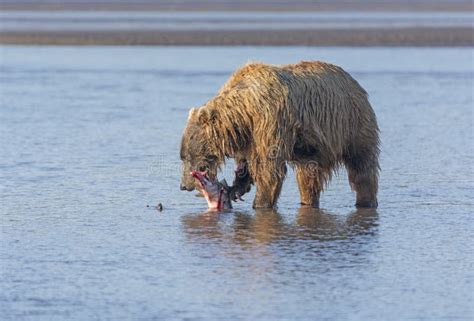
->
(1, 27, 472, 46)
(0, 1, 472, 46)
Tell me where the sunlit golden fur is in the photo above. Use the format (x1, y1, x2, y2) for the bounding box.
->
(181, 61, 380, 208)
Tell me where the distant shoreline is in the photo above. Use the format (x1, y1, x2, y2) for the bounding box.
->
(2, 1, 472, 47)
(1, 28, 472, 46)
(0, 1, 472, 12)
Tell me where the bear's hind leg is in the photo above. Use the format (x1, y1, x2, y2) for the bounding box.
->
(296, 163, 328, 208)
(345, 152, 379, 208)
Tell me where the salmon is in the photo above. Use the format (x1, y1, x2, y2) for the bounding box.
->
(191, 170, 232, 210)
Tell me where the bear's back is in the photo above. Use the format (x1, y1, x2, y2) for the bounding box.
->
(220, 61, 365, 97)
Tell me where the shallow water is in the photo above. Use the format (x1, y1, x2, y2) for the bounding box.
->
(1, 46, 473, 321)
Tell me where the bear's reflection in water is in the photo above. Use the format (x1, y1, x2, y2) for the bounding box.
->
(181, 208, 378, 249)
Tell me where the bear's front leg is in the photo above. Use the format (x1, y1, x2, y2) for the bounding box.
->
(230, 159, 253, 201)
(252, 163, 287, 209)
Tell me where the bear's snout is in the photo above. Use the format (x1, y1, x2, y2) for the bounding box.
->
(180, 183, 195, 192)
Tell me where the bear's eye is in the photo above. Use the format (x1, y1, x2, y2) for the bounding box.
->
(206, 155, 217, 162)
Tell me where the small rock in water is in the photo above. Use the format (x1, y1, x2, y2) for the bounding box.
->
(147, 203, 163, 211)
(156, 203, 163, 211)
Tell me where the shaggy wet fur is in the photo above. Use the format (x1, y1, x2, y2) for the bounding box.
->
(180, 61, 380, 208)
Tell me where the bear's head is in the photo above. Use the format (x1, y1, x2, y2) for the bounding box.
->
(180, 107, 221, 192)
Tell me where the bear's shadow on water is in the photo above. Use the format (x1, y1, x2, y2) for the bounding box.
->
(181, 207, 379, 249)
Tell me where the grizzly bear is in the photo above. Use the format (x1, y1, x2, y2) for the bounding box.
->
(180, 61, 380, 208)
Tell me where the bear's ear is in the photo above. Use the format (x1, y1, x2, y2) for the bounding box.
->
(188, 107, 198, 120)
(198, 107, 218, 125)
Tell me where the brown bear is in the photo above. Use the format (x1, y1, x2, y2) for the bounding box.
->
(180, 61, 380, 208)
